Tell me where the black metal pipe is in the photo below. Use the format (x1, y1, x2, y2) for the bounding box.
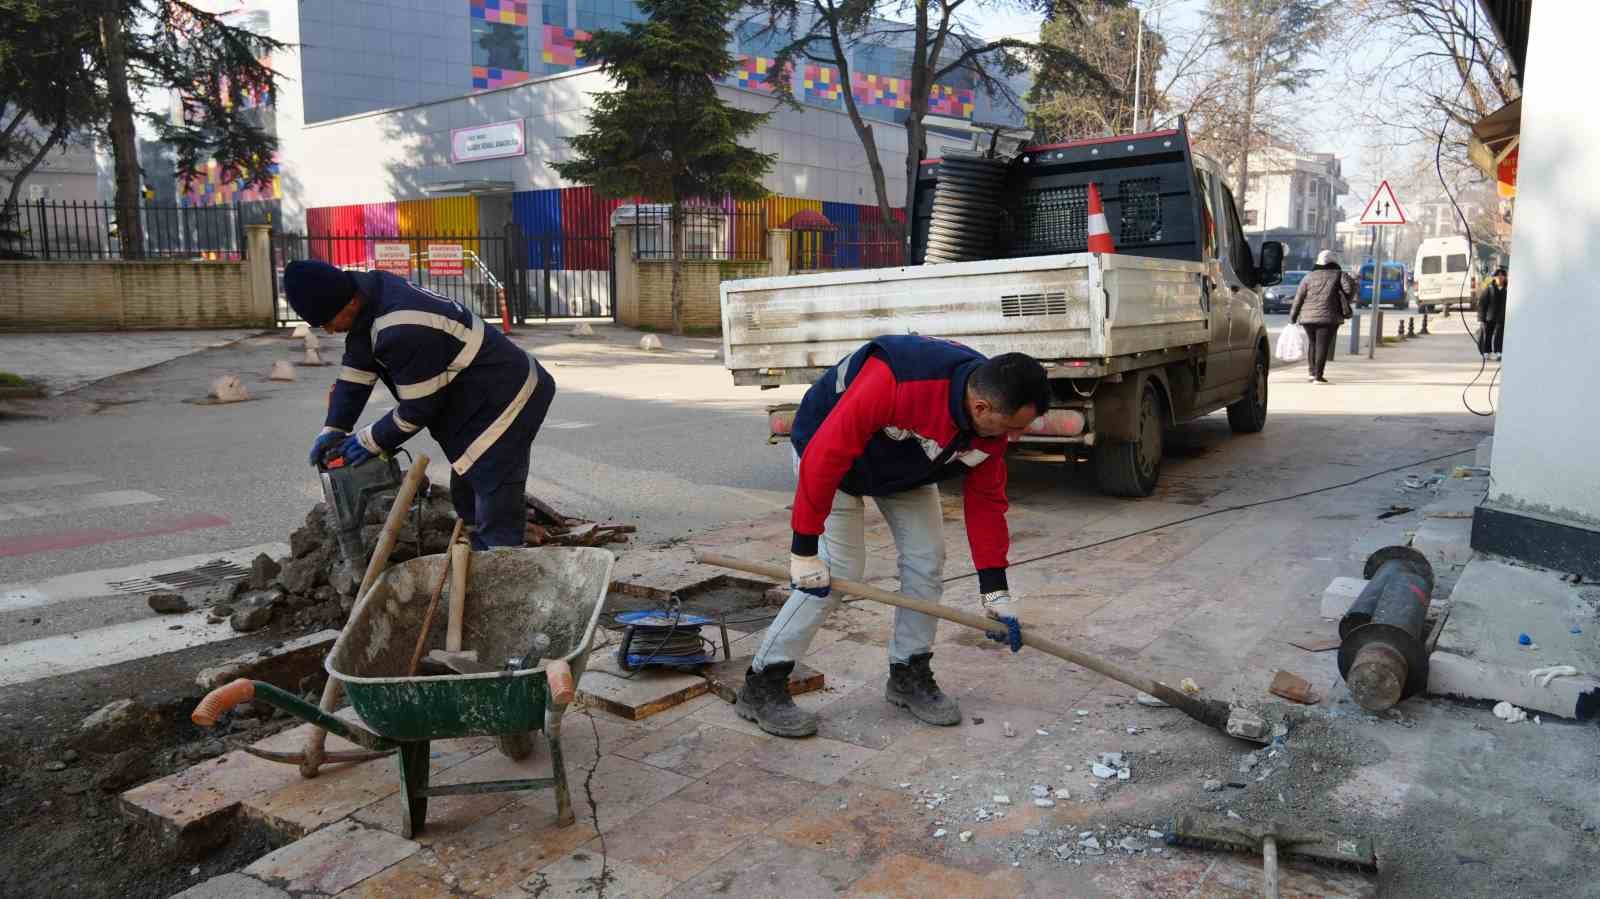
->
(1337, 546, 1436, 711)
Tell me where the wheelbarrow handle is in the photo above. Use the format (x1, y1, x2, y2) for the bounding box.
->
(545, 658, 575, 706)
(192, 679, 394, 753)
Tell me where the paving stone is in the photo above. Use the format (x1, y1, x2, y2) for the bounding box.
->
(171, 872, 288, 899)
(1411, 516, 1474, 566)
(243, 820, 419, 895)
(739, 733, 879, 786)
(516, 753, 691, 834)
(330, 852, 452, 898)
(663, 833, 870, 898)
(842, 853, 1025, 898)
(1321, 576, 1368, 619)
(242, 751, 403, 838)
(509, 850, 677, 899)
(701, 655, 824, 704)
(672, 760, 824, 821)
(688, 675, 863, 739)
(588, 796, 768, 879)
(613, 717, 769, 778)
(769, 781, 943, 865)
(576, 668, 709, 721)
(121, 749, 303, 850)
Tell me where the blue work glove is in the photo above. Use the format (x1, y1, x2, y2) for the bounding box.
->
(337, 434, 374, 467)
(982, 591, 1023, 653)
(308, 430, 345, 467)
(790, 553, 831, 598)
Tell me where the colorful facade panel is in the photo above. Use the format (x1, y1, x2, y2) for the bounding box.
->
(179, 157, 282, 207)
(471, 0, 529, 26)
(542, 26, 592, 71)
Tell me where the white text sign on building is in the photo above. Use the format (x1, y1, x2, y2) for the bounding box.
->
(450, 119, 526, 164)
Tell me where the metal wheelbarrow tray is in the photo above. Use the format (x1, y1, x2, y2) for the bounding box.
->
(193, 547, 613, 837)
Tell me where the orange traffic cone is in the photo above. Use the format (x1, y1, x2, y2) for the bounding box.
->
(1086, 182, 1116, 254)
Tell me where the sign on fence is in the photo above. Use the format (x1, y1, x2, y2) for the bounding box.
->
(374, 242, 411, 275)
(428, 243, 464, 276)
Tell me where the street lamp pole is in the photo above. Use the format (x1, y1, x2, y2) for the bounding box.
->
(1132, 4, 1145, 132)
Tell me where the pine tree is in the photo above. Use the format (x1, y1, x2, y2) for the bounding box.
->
(551, 0, 774, 335)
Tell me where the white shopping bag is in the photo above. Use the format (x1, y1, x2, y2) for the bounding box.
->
(1275, 323, 1308, 363)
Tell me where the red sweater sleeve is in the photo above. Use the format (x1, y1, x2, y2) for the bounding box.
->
(963, 440, 1011, 591)
(791, 356, 897, 540)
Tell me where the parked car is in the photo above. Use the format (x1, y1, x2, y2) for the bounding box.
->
(1263, 270, 1307, 313)
(1356, 260, 1409, 309)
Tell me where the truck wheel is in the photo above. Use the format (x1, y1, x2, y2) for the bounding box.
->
(1227, 349, 1269, 434)
(1093, 383, 1163, 497)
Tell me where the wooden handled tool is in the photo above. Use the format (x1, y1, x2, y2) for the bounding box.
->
(406, 519, 466, 676)
(693, 551, 1262, 744)
(296, 455, 430, 777)
(446, 539, 471, 652)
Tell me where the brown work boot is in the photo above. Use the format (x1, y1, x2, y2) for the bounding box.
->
(736, 662, 817, 738)
(885, 652, 961, 726)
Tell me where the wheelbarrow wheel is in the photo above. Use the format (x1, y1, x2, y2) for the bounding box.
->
(497, 731, 536, 760)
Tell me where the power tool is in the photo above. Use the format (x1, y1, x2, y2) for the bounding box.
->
(317, 445, 404, 567)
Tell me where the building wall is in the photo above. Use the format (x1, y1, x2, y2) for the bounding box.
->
(0, 261, 265, 331)
(289, 68, 911, 216)
(1485, 2, 1600, 531)
(0, 125, 99, 207)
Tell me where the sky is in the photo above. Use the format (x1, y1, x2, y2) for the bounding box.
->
(970, 0, 1469, 215)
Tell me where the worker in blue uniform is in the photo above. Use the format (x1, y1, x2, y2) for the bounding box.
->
(283, 259, 554, 549)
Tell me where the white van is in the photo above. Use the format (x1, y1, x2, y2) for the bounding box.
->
(1413, 236, 1476, 312)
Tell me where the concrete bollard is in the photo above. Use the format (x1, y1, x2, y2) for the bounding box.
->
(301, 332, 327, 366)
(570, 322, 595, 337)
(639, 334, 663, 351)
(269, 361, 297, 381)
(291, 323, 310, 339)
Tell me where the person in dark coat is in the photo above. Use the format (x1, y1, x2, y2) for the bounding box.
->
(1289, 249, 1357, 383)
(284, 260, 555, 550)
(1477, 267, 1508, 359)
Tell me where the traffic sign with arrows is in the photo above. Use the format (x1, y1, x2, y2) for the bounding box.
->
(1360, 180, 1407, 225)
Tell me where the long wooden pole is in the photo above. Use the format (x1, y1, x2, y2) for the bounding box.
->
(301, 455, 430, 777)
(693, 551, 1234, 734)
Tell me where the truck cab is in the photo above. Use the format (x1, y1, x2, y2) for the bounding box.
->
(721, 124, 1284, 497)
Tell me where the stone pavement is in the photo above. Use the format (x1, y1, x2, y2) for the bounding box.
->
(126, 317, 1600, 898)
(0, 329, 264, 394)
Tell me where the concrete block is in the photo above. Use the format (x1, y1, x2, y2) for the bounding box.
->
(1427, 652, 1600, 719)
(170, 873, 287, 899)
(120, 750, 303, 853)
(1475, 436, 1494, 469)
(1321, 577, 1367, 619)
(243, 819, 418, 896)
(1411, 517, 1474, 566)
(1427, 557, 1600, 719)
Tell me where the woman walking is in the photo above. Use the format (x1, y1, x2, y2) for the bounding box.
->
(1289, 250, 1357, 383)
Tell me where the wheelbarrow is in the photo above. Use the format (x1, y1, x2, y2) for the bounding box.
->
(192, 546, 613, 837)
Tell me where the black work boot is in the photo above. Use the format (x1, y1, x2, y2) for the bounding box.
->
(736, 662, 817, 738)
(885, 652, 961, 726)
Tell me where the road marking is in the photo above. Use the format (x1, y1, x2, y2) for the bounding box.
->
(544, 420, 595, 430)
(0, 472, 102, 493)
(0, 612, 241, 688)
(0, 489, 162, 522)
(0, 541, 288, 612)
(0, 446, 11, 452)
(0, 512, 230, 558)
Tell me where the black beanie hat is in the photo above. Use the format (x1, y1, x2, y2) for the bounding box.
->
(284, 260, 357, 326)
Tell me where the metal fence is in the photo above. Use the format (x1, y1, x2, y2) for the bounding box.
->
(789, 221, 907, 272)
(627, 206, 768, 262)
(271, 228, 615, 325)
(0, 200, 247, 261)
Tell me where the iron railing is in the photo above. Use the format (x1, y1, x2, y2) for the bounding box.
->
(0, 200, 247, 261)
(626, 206, 768, 262)
(272, 231, 516, 324)
(789, 221, 907, 272)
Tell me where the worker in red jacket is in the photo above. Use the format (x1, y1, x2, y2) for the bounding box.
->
(738, 336, 1051, 737)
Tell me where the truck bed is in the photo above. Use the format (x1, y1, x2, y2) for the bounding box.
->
(721, 252, 1210, 384)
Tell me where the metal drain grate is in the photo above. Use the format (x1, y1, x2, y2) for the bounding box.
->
(108, 559, 251, 595)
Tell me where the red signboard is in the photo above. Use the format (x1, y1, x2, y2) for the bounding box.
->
(373, 242, 411, 276)
(428, 243, 464, 276)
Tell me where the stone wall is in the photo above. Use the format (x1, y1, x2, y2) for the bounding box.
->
(0, 226, 275, 332)
(630, 259, 769, 333)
